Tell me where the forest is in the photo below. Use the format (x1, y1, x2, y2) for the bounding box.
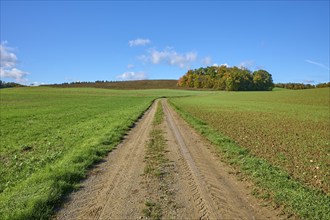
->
(177, 66, 274, 91)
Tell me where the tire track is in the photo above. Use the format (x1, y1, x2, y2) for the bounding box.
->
(162, 100, 220, 219)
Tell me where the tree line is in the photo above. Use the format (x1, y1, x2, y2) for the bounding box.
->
(0, 80, 25, 89)
(48, 80, 179, 90)
(177, 66, 274, 91)
(275, 82, 330, 90)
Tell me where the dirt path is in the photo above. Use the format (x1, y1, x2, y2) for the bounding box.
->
(54, 99, 280, 219)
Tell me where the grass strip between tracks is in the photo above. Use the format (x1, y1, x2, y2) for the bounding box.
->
(169, 100, 330, 220)
(144, 101, 166, 178)
(143, 101, 166, 220)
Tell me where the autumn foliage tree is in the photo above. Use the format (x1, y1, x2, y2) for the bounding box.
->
(252, 70, 274, 91)
(177, 65, 274, 91)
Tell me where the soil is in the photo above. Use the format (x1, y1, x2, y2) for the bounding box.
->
(54, 99, 282, 219)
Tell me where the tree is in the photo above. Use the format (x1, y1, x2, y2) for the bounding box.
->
(252, 70, 274, 91)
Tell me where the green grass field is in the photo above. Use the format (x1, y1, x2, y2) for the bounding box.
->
(170, 87, 330, 219)
(0, 87, 202, 219)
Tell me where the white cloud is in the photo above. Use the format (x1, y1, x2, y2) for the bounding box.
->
(305, 59, 330, 70)
(185, 52, 197, 62)
(129, 38, 151, 47)
(116, 71, 147, 80)
(0, 42, 17, 68)
(212, 63, 229, 67)
(0, 42, 28, 83)
(202, 56, 212, 66)
(0, 67, 29, 83)
(143, 47, 197, 68)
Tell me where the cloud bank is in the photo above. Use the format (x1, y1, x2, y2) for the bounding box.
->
(117, 71, 147, 80)
(141, 47, 197, 68)
(0, 68, 28, 82)
(0, 43, 17, 68)
(129, 38, 151, 47)
(0, 42, 28, 83)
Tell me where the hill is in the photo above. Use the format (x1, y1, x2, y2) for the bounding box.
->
(47, 80, 179, 90)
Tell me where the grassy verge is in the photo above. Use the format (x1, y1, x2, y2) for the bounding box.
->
(169, 100, 330, 220)
(0, 106, 154, 220)
(143, 100, 166, 220)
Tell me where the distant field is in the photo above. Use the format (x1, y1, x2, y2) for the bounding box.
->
(49, 79, 179, 90)
(170, 88, 330, 193)
(0, 87, 203, 219)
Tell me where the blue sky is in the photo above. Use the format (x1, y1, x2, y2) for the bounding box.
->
(1, 1, 329, 85)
